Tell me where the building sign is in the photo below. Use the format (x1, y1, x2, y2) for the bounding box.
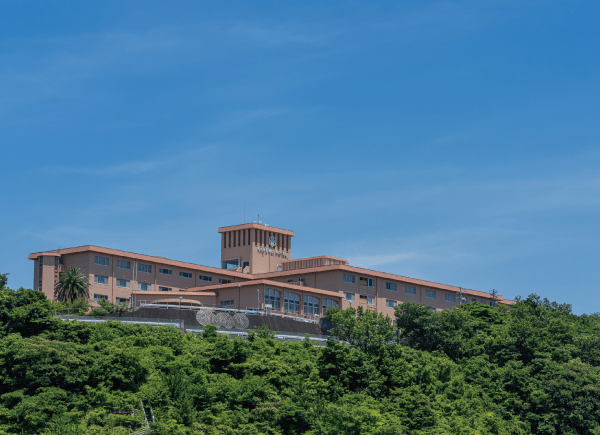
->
(257, 247, 287, 257)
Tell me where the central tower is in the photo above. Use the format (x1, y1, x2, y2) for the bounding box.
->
(218, 223, 294, 274)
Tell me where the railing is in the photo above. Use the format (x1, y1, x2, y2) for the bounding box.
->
(184, 327, 330, 343)
(136, 301, 322, 324)
(54, 314, 330, 343)
(56, 315, 184, 329)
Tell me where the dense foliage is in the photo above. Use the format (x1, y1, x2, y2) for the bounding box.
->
(0, 272, 599, 434)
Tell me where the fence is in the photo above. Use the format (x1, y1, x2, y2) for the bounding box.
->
(54, 314, 330, 343)
(56, 315, 184, 329)
(136, 301, 321, 324)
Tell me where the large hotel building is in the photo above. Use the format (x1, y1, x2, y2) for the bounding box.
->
(29, 223, 514, 321)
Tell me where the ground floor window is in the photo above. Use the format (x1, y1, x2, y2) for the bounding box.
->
(138, 282, 151, 291)
(323, 298, 338, 313)
(220, 300, 234, 307)
(116, 297, 129, 305)
(386, 300, 397, 308)
(116, 279, 130, 289)
(94, 294, 108, 303)
(265, 288, 280, 310)
(344, 292, 355, 302)
(304, 295, 319, 317)
(159, 286, 172, 292)
(284, 292, 300, 313)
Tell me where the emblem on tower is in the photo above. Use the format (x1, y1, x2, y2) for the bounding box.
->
(269, 235, 276, 247)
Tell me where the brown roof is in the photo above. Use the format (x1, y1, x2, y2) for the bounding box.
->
(186, 279, 343, 298)
(252, 264, 511, 302)
(281, 255, 348, 263)
(28, 246, 250, 279)
(218, 223, 295, 236)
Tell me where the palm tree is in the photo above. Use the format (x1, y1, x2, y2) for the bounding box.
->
(54, 267, 90, 302)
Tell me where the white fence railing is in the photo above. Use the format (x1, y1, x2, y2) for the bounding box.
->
(136, 301, 321, 325)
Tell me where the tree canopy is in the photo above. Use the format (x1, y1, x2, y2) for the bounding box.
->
(0, 274, 599, 434)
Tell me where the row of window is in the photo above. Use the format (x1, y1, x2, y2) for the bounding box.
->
(97, 256, 213, 281)
(343, 274, 416, 295)
(93, 293, 130, 304)
(263, 289, 338, 317)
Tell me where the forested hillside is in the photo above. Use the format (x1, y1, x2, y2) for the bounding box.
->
(0, 273, 599, 434)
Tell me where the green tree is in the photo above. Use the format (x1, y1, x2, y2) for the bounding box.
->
(0, 273, 8, 290)
(324, 306, 395, 356)
(54, 267, 89, 302)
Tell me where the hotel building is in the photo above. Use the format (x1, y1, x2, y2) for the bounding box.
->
(29, 223, 514, 321)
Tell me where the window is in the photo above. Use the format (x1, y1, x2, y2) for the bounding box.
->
(299, 278, 305, 283)
(264, 288, 280, 310)
(304, 295, 319, 317)
(284, 292, 300, 313)
(116, 297, 129, 304)
(59, 258, 64, 264)
(359, 277, 374, 287)
(343, 274, 355, 284)
(489, 301, 495, 307)
(94, 275, 108, 285)
(344, 292, 355, 302)
(220, 300, 235, 307)
(287, 280, 293, 283)
(117, 260, 131, 270)
(386, 300, 397, 308)
(138, 282, 151, 291)
(323, 298, 338, 313)
(159, 268, 172, 275)
(138, 263, 152, 274)
(221, 259, 240, 270)
(368, 296, 375, 305)
(95, 256, 109, 266)
(445, 294, 456, 302)
(426, 289, 436, 299)
(471, 298, 477, 303)
(386, 282, 397, 291)
(116, 279, 130, 289)
(158, 286, 172, 292)
(199, 275, 212, 282)
(360, 294, 368, 304)
(94, 294, 108, 303)
(429, 307, 436, 311)
(180, 272, 192, 279)
(405, 286, 416, 295)
(219, 279, 232, 284)
(243, 261, 250, 269)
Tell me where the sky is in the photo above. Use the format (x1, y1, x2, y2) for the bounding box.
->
(1, 1, 599, 314)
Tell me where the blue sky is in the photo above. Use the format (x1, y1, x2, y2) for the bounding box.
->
(1, 1, 599, 314)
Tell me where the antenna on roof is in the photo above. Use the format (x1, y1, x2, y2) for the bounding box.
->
(254, 214, 262, 225)
(244, 203, 245, 223)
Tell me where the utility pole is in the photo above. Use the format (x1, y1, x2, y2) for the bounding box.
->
(179, 296, 183, 329)
(490, 289, 498, 307)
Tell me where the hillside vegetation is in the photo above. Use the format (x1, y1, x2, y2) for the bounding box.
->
(0, 274, 599, 434)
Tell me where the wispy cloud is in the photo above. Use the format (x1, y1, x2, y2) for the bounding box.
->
(44, 146, 213, 176)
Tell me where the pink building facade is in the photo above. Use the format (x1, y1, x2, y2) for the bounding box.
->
(29, 223, 514, 321)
